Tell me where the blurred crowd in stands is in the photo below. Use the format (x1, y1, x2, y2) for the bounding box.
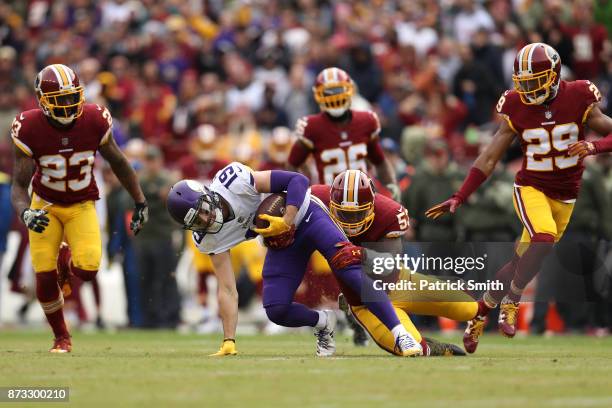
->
(0, 0, 611, 335)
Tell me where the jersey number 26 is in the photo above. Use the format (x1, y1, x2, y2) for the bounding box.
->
(320, 144, 367, 185)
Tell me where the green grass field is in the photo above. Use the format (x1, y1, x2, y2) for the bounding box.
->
(1, 330, 611, 408)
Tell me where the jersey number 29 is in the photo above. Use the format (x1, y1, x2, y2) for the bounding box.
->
(522, 123, 579, 171)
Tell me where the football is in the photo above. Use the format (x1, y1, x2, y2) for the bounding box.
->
(255, 192, 287, 230)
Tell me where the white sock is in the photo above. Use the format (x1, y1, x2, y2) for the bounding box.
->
(391, 324, 409, 339)
(315, 311, 327, 329)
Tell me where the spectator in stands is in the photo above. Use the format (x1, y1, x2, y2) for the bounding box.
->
(129, 60, 176, 145)
(284, 63, 313, 128)
(563, 0, 608, 80)
(345, 42, 384, 103)
(453, 0, 495, 45)
(453, 44, 503, 126)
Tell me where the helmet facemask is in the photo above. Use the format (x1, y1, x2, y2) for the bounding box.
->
(512, 69, 557, 105)
(330, 200, 374, 237)
(183, 189, 224, 233)
(313, 82, 354, 117)
(37, 87, 84, 124)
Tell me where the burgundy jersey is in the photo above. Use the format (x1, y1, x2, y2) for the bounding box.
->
(10, 104, 112, 204)
(288, 110, 386, 185)
(497, 80, 601, 201)
(312, 184, 409, 306)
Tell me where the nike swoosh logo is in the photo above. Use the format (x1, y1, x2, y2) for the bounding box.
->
(19, 113, 25, 120)
(305, 212, 312, 223)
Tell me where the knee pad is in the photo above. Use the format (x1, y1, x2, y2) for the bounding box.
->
(71, 265, 98, 282)
(265, 304, 291, 326)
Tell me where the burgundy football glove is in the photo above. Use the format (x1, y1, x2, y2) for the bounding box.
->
(424, 195, 462, 220)
(568, 140, 596, 159)
(263, 225, 296, 249)
(426, 167, 487, 220)
(330, 242, 366, 270)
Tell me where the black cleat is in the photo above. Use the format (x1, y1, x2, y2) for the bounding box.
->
(351, 321, 369, 347)
(424, 337, 466, 357)
(338, 294, 369, 347)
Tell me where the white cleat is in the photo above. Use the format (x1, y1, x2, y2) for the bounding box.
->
(394, 333, 423, 357)
(314, 310, 337, 357)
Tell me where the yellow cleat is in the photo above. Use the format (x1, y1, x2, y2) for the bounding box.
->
(498, 298, 520, 338)
(209, 339, 238, 356)
(463, 316, 486, 353)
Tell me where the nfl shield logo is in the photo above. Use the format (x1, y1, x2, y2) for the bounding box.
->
(545, 111, 552, 120)
(340, 131, 348, 140)
(61, 137, 69, 146)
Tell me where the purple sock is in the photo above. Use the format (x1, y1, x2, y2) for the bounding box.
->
(265, 302, 319, 327)
(334, 264, 400, 330)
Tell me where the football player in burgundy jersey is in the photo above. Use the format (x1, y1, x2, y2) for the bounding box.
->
(426, 43, 612, 352)
(312, 170, 481, 356)
(287, 67, 400, 200)
(10, 64, 148, 353)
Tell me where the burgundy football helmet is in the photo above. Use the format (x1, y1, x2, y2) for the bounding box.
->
(512, 42, 561, 105)
(330, 170, 375, 237)
(312, 67, 354, 117)
(35, 64, 84, 124)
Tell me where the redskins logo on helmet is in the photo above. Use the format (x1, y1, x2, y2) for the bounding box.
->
(35, 64, 84, 124)
(330, 170, 375, 237)
(313, 67, 354, 117)
(512, 42, 561, 105)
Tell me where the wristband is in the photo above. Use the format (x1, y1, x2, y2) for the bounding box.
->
(454, 167, 488, 203)
(592, 134, 612, 154)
